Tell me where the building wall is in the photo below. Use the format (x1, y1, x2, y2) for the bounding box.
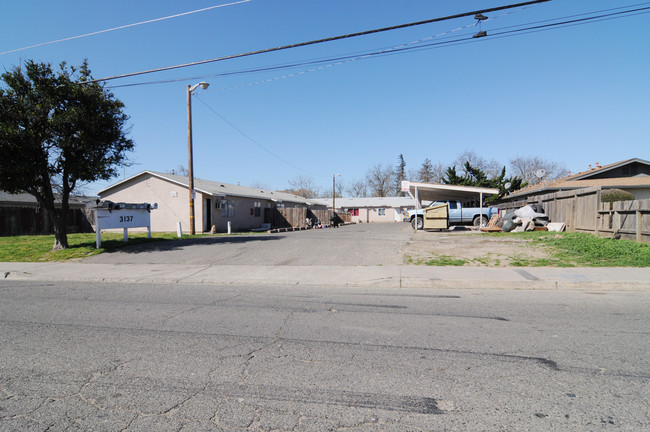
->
(624, 188, 650, 200)
(348, 207, 403, 223)
(100, 174, 312, 233)
(99, 174, 203, 233)
(209, 196, 272, 232)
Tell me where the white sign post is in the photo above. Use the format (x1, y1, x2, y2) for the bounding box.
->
(94, 202, 157, 248)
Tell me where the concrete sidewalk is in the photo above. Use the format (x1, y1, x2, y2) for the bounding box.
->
(2, 261, 649, 290)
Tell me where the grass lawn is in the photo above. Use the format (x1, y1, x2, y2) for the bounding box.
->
(490, 231, 650, 267)
(0, 232, 190, 262)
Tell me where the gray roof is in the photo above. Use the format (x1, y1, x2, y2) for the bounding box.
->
(0, 191, 92, 207)
(313, 197, 416, 208)
(99, 171, 317, 205)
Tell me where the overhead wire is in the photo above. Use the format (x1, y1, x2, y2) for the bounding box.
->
(193, 95, 319, 176)
(0, 0, 254, 56)
(105, 3, 650, 91)
(86, 0, 552, 84)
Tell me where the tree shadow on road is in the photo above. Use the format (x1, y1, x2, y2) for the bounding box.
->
(93, 234, 285, 255)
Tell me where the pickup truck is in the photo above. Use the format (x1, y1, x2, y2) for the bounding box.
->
(406, 200, 499, 229)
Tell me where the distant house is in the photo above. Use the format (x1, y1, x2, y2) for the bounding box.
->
(502, 158, 650, 203)
(313, 197, 415, 223)
(98, 171, 327, 233)
(0, 191, 93, 236)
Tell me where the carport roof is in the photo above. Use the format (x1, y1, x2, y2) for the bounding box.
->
(403, 181, 498, 204)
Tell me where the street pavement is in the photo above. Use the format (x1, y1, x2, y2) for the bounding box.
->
(2, 223, 649, 290)
(2, 224, 649, 431)
(1, 280, 648, 431)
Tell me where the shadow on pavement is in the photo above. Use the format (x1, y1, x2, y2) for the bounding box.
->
(97, 234, 284, 255)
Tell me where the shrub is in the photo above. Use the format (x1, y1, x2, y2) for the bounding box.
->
(601, 189, 634, 204)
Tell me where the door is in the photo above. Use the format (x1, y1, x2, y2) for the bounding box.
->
(204, 198, 212, 232)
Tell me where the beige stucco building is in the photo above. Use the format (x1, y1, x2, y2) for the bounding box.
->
(98, 171, 321, 233)
(313, 197, 415, 223)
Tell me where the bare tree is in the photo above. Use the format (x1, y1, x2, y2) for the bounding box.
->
(453, 150, 501, 179)
(167, 165, 189, 176)
(417, 159, 435, 183)
(366, 163, 394, 197)
(249, 180, 273, 190)
(285, 175, 321, 198)
(346, 179, 368, 197)
(321, 179, 344, 198)
(393, 154, 407, 195)
(509, 156, 569, 185)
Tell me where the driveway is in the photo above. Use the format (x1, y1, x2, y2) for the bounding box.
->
(84, 223, 415, 266)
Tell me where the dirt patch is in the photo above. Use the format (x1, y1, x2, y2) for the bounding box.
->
(402, 229, 555, 267)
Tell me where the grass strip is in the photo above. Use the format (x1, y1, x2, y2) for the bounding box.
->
(0, 232, 250, 262)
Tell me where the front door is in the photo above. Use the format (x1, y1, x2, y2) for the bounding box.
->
(204, 198, 212, 232)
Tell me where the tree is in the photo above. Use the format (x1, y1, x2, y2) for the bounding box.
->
(167, 165, 189, 176)
(453, 150, 501, 179)
(285, 175, 320, 198)
(0, 60, 134, 250)
(443, 161, 526, 204)
(417, 158, 435, 183)
(509, 156, 569, 185)
(346, 179, 368, 198)
(393, 154, 406, 195)
(416, 158, 446, 183)
(365, 163, 394, 197)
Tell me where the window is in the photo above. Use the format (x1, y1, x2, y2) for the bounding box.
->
(378, 208, 386, 216)
(218, 200, 235, 217)
(254, 201, 261, 217)
(349, 208, 359, 216)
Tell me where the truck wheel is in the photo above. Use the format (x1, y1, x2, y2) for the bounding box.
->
(473, 215, 488, 227)
(411, 216, 423, 230)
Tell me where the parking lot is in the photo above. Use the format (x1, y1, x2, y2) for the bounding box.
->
(85, 223, 550, 267)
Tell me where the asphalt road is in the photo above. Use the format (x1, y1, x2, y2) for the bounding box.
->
(83, 223, 414, 266)
(1, 281, 648, 431)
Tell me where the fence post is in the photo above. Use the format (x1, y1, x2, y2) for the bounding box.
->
(637, 210, 642, 243)
(594, 189, 601, 237)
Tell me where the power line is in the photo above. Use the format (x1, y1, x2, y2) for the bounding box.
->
(87, 0, 551, 84)
(105, 3, 649, 91)
(0, 0, 253, 56)
(193, 95, 319, 176)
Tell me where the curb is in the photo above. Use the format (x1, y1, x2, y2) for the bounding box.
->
(2, 263, 649, 291)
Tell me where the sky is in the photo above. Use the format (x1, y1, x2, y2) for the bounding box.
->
(1, 0, 649, 196)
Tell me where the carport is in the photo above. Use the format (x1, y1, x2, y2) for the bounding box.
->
(401, 181, 499, 228)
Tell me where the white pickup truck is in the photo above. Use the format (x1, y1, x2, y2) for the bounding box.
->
(406, 200, 499, 229)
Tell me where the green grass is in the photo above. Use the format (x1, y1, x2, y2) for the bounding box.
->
(490, 231, 650, 267)
(1, 232, 191, 262)
(422, 255, 467, 266)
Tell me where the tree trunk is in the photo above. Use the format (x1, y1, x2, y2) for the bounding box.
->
(52, 212, 68, 250)
(51, 209, 69, 250)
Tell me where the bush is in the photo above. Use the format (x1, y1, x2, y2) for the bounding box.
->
(601, 189, 635, 204)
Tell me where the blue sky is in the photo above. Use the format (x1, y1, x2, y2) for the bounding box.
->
(2, 0, 649, 195)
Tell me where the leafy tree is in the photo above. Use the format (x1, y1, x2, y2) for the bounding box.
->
(453, 150, 501, 179)
(0, 60, 134, 250)
(443, 161, 526, 204)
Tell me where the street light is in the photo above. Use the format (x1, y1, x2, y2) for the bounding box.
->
(187, 81, 209, 235)
(332, 173, 341, 214)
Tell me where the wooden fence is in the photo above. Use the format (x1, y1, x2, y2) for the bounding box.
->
(0, 206, 93, 237)
(264, 207, 351, 230)
(498, 186, 650, 243)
